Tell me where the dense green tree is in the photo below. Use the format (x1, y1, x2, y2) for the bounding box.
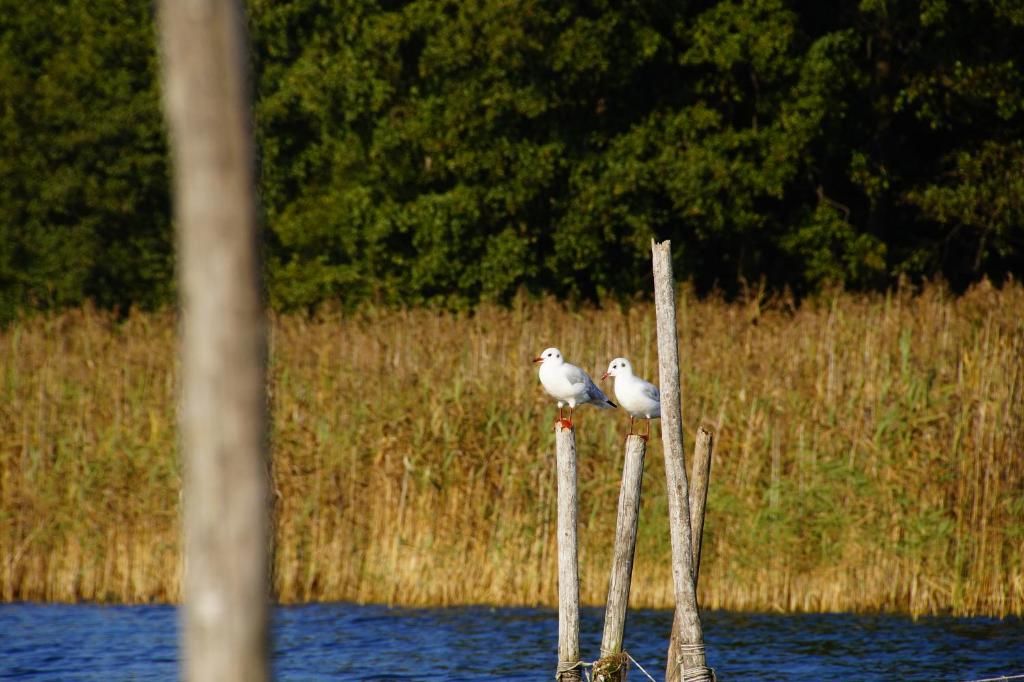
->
(831, 0, 1024, 289)
(1, 0, 1022, 320)
(886, 2, 1024, 286)
(0, 0, 171, 322)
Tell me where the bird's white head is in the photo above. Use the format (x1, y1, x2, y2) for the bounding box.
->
(533, 347, 563, 365)
(601, 357, 632, 380)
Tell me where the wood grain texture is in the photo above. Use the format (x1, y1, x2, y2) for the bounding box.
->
(600, 435, 647, 657)
(595, 435, 647, 682)
(667, 426, 715, 682)
(652, 240, 710, 681)
(689, 427, 714, 587)
(157, 1, 270, 680)
(556, 425, 581, 681)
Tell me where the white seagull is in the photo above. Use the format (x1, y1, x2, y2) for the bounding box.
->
(534, 347, 617, 428)
(602, 357, 661, 438)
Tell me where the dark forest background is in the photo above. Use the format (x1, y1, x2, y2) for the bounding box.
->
(2, 0, 1022, 321)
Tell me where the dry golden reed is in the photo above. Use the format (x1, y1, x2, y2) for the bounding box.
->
(1, 282, 1022, 616)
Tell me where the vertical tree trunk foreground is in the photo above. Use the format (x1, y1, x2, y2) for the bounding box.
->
(594, 434, 647, 682)
(156, 2, 271, 681)
(652, 240, 713, 682)
(667, 427, 715, 682)
(556, 425, 582, 681)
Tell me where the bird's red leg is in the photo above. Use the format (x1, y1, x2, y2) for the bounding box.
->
(555, 406, 573, 430)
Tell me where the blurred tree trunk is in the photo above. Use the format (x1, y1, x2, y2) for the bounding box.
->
(156, 1, 270, 681)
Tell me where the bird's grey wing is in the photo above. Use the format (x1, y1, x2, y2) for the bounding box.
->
(564, 363, 616, 407)
(584, 373, 617, 408)
(562, 363, 588, 386)
(641, 381, 660, 402)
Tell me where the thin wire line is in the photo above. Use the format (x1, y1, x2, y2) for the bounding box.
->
(624, 651, 659, 682)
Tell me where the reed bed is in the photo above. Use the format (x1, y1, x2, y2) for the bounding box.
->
(1, 283, 1022, 615)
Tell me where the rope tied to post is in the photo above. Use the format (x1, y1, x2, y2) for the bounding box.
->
(556, 659, 586, 680)
(678, 642, 716, 682)
(592, 652, 628, 680)
(558, 652, 661, 682)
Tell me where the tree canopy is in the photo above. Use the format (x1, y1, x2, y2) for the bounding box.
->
(2, 0, 1022, 321)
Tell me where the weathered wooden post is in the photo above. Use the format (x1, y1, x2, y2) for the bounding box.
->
(667, 427, 715, 682)
(157, 1, 270, 681)
(594, 434, 647, 682)
(556, 424, 582, 681)
(652, 240, 713, 681)
(687, 427, 714, 588)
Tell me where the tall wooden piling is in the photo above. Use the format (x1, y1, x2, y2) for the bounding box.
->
(157, 1, 270, 681)
(667, 427, 715, 682)
(687, 427, 714, 588)
(594, 434, 647, 682)
(652, 240, 712, 681)
(555, 424, 582, 681)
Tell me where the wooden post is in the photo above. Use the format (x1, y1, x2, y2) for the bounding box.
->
(652, 240, 712, 681)
(555, 424, 582, 681)
(688, 427, 714, 588)
(156, 2, 270, 681)
(667, 427, 715, 682)
(594, 434, 647, 682)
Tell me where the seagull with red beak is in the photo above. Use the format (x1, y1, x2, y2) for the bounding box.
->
(534, 347, 617, 429)
(602, 357, 661, 438)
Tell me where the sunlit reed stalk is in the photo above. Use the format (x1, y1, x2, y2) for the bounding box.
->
(1, 282, 1022, 616)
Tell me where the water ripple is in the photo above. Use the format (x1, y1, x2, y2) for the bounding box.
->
(0, 603, 1021, 680)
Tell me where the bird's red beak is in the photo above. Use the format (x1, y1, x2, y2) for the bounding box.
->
(600, 371, 609, 380)
(533, 356, 543, 364)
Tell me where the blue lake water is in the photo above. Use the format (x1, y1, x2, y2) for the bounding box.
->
(1, 603, 1022, 681)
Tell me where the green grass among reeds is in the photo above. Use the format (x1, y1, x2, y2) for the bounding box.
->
(1, 283, 1022, 615)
